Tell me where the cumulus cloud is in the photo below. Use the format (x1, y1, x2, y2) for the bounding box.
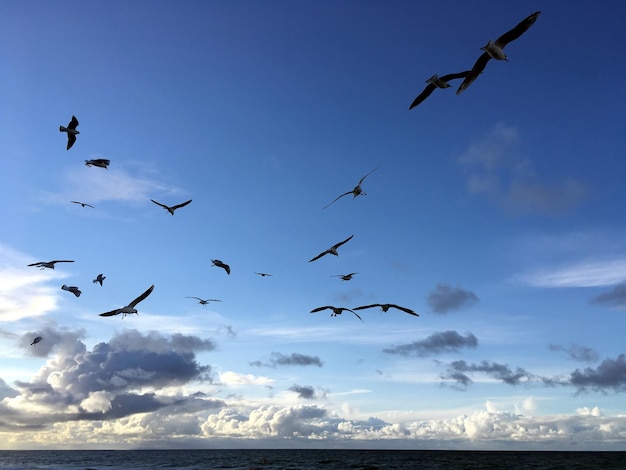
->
(590, 281, 626, 308)
(459, 123, 586, 215)
(250, 352, 323, 368)
(383, 331, 478, 357)
(426, 284, 479, 314)
(563, 355, 626, 393)
(0, 329, 218, 428)
(442, 360, 534, 390)
(19, 324, 86, 357)
(548, 344, 599, 363)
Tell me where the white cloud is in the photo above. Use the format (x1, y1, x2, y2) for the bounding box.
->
(519, 258, 626, 288)
(219, 371, 275, 387)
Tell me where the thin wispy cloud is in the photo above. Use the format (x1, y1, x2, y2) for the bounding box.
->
(519, 258, 626, 288)
(548, 344, 599, 363)
(250, 352, 323, 368)
(441, 360, 535, 390)
(426, 284, 479, 314)
(459, 123, 586, 215)
(383, 331, 478, 357)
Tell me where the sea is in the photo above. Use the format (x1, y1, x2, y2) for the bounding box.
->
(0, 449, 625, 470)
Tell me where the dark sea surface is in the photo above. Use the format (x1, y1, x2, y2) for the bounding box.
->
(1, 449, 625, 470)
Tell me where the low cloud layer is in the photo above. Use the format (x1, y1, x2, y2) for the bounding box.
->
(383, 331, 478, 357)
(426, 284, 479, 314)
(548, 344, 599, 363)
(590, 281, 626, 308)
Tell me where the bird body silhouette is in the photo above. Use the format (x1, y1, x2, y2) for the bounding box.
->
(310, 305, 363, 321)
(323, 166, 380, 209)
(211, 259, 230, 274)
(60, 115, 79, 150)
(309, 235, 354, 262)
(99, 285, 154, 318)
(353, 303, 419, 317)
(151, 199, 192, 215)
(28, 260, 74, 270)
(409, 71, 470, 109)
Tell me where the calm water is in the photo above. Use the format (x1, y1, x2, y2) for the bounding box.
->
(0, 449, 625, 470)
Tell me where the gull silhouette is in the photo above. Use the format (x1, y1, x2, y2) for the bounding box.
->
(61, 285, 81, 297)
(28, 260, 74, 270)
(353, 303, 419, 317)
(185, 296, 222, 305)
(60, 115, 79, 150)
(308, 235, 354, 262)
(332, 272, 358, 281)
(457, 11, 541, 95)
(409, 71, 470, 109)
(255, 272, 273, 277)
(93, 273, 106, 286)
(211, 259, 230, 274)
(310, 306, 363, 322)
(151, 199, 192, 216)
(99, 285, 154, 318)
(70, 201, 94, 208)
(323, 165, 380, 209)
(85, 159, 110, 169)
(31, 336, 43, 346)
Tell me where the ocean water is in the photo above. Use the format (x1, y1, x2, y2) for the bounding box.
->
(0, 449, 625, 470)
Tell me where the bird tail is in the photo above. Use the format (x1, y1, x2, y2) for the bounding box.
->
(59, 126, 67, 132)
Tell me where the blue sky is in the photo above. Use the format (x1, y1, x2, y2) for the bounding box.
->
(1, 0, 626, 450)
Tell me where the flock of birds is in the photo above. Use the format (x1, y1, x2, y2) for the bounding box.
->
(28, 10, 541, 344)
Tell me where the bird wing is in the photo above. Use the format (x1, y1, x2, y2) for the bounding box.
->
(322, 191, 352, 209)
(67, 134, 76, 150)
(389, 304, 419, 316)
(352, 304, 381, 311)
(99, 309, 122, 317)
(349, 310, 364, 322)
(222, 264, 231, 274)
(408, 84, 437, 109)
(495, 11, 541, 48)
(186, 296, 203, 301)
(308, 250, 329, 263)
(357, 165, 380, 185)
(439, 71, 471, 82)
(333, 234, 354, 250)
(456, 53, 491, 95)
(68, 116, 79, 130)
(51, 260, 74, 264)
(151, 199, 169, 210)
(171, 199, 192, 210)
(310, 306, 332, 313)
(128, 284, 155, 308)
(27, 262, 43, 267)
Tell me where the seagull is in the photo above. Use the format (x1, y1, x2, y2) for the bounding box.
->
(85, 159, 110, 169)
(308, 235, 354, 263)
(98, 284, 154, 318)
(70, 201, 94, 208)
(255, 272, 273, 277)
(310, 306, 363, 322)
(28, 260, 74, 270)
(93, 273, 106, 286)
(150, 199, 192, 216)
(332, 272, 358, 281)
(60, 115, 79, 150)
(353, 303, 419, 317)
(185, 296, 222, 305)
(211, 259, 230, 274)
(323, 165, 380, 209)
(408, 71, 470, 109)
(31, 336, 43, 346)
(61, 284, 82, 297)
(456, 11, 541, 95)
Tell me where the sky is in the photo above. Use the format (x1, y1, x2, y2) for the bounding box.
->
(1, 0, 626, 451)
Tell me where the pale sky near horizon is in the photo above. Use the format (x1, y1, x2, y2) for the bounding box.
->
(1, 0, 626, 450)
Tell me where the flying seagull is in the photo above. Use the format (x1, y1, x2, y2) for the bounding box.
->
(211, 259, 230, 274)
(332, 272, 358, 281)
(185, 296, 222, 305)
(98, 284, 154, 318)
(456, 11, 541, 95)
(31, 336, 43, 346)
(409, 71, 470, 109)
(70, 201, 94, 208)
(308, 234, 354, 263)
(151, 199, 192, 216)
(61, 284, 82, 297)
(353, 303, 419, 317)
(255, 272, 273, 277)
(323, 165, 380, 209)
(28, 260, 74, 270)
(93, 273, 106, 286)
(85, 159, 110, 169)
(60, 115, 79, 150)
(310, 305, 363, 322)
